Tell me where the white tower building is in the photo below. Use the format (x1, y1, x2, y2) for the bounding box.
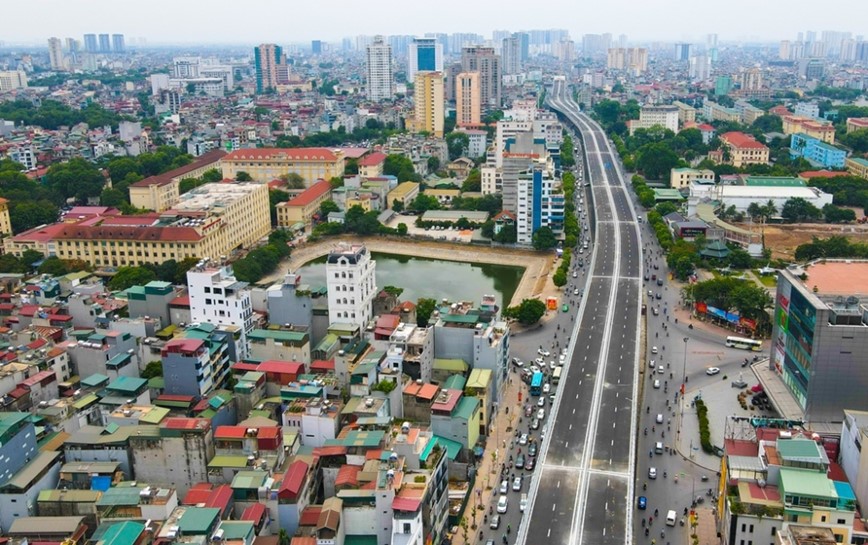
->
(326, 242, 377, 329)
(187, 262, 254, 358)
(366, 35, 394, 101)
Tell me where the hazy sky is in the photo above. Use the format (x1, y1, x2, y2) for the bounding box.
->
(5, 0, 867, 45)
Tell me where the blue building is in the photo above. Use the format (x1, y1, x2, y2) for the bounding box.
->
(516, 168, 565, 245)
(790, 133, 847, 169)
(408, 38, 443, 81)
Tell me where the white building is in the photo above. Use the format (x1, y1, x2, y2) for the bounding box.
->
(515, 168, 565, 245)
(689, 184, 833, 213)
(326, 242, 377, 328)
(456, 128, 488, 158)
(8, 145, 36, 171)
(0, 71, 28, 91)
(688, 55, 711, 81)
(366, 36, 394, 101)
(628, 105, 679, 135)
(794, 102, 821, 119)
(407, 37, 443, 82)
(187, 263, 254, 358)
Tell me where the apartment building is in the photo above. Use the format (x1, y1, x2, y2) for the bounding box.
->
(719, 131, 770, 167)
(845, 118, 868, 133)
(628, 105, 679, 135)
(846, 157, 868, 179)
(455, 72, 481, 127)
(53, 183, 269, 268)
(410, 71, 444, 137)
(128, 149, 226, 212)
(782, 115, 835, 144)
(326, 243, 376, 329)
(187, 263, 254, 359)
(790, 133, 848, 169)
(221, 148, 345, 184)
(670, 168, 715, 190)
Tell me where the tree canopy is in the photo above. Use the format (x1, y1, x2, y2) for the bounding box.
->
(504, 298, 547, 325)
(45, 158, 106, 202)
(532, 226, 557, 251)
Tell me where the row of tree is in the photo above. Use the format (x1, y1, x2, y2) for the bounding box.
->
(0, 99, 127, 131)
(684, 276, 774, 335)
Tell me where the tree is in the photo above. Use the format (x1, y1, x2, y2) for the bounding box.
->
(492, 224, 516, 244)
(9, 200, 59, 233)
(100, 187, 129, 208)
(416, 297, 437, 327)
(235, 171, 253, 182)
(752, 114, 783, 133)
(462, 169, 481, 192)
(37, 256, 68, 276)
(839, 129, 868, 154)
(445, 132, 470, 161)
(201, 169, 223, 183)
(108, 266, 157, 291)
(505, 298, 547, 325)
(635, 142, 680, 180)
(747, 202, 762, 221)
(532, 226, 557, 251)
(140, 360, 163, 379)
(282, 172, 305, 189)
(45, 157, 106, 202)
(427, 156, 441, 172)
(320, 200, 340, 217)
(409, 194, 441, 213)
(391, 199, 404, 213)
(781, 197, 822, 223)
(823, 204, 857, 223)
(383, 154, 421, 182)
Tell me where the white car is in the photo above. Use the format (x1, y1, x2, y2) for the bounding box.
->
(651, 346, 658, 354)
(648, 359, 655, 369)
(550, 360, 557, 369)
(649, 467, 657, 479)
(653, 379, 661, 389)
(538, 349, 551, 357)
(706, 367, 721, 375)
(499, 479, 509, 494)
(657, 365, 665, 375)
(519, 495, 529, 512)
(519, 434, 529, 445)
(497, 495, 508, 513)
(543, 383, 551, 394)
(572, 272, 578, 278)
(537, 396, 546, 407)
(512, 358, 524, 368)
(512, 477, 522, 491)
(534, 357, 544, 366)
(656, 413, 664, 424)
(573, 288, 579, 295)
(559, 354, 566, 364)
(537, 408, 546, 420)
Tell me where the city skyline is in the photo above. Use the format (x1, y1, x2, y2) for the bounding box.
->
(3, 0, 867, 45)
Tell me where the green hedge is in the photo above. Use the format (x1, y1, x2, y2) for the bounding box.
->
(695, 398, 714, 454)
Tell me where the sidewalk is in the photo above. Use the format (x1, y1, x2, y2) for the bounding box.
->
(450, 368, 527, 545)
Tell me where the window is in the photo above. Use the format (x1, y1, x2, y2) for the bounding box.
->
(749, 525, 754, 533)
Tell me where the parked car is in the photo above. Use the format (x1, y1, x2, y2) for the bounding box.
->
(531, 417, 540, 430)
(537, 408, 546, 420)
(528, 442, 538, 457)
(525, 456, 536, 471)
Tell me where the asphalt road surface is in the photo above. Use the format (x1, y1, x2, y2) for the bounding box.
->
(515, 79, 642, 545)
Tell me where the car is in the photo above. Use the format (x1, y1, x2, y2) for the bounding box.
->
(489, 514, 501, 530)
(499, 479, 509, 494)
(525, 456, 536, 470)
(649, 359, 656, 368)
(651, 346, 658, 354)
(651, 274, 657, 281)
(657, 278, 664, 286)
(538, 349, 551, 357)
(559, 354, 566, 364)
(549, 393, 556, 404)
(731, 379, 748, 388)
(572, 272, 578, 278)
(647, 290, 653, 297)
(649, 467, 657, 479)
(561, 348, 568, 355)
(578, 260, 584, 268)
(653, 379, 661, 389)
(656, 413, 664, 424)
(573, 288, 579, 295)
(515, 454, 526, 469)
(519, 495, 529, 512)
(652, 307, 659, 316)
(486, 540, 496, 545)
(543, 383, 551, 394)
(537, 396, 546, 407)
(637, 496, 647, 510)
(524, 405, 533, 417)
(644, 274, 650, 281)
(519, 433, 529, 445)
(562, 304, 569, 313)
(512, 477, 522, 491)
(706, 367, 721, 375)
(534, 357, 544, 366)
(528, 442, 538, 457)
(658, 365, 665, 375)
(512, 357, 524, 367)
(497, 495, 508, 513)
(531, 417, 540, 430)
(530, 365, 541, 373)
(549, 360, 557, 369)
(537, 408, 546, 420)
(656, 292, 662, 300)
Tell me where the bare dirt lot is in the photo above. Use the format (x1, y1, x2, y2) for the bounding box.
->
(744, 223, 868, 260)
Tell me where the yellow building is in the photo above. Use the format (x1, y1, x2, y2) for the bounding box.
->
(846, 157, 868, 179)
(52, 183, 270, 268)
(387, 182, 420, 210)
(670, 168, 715, 190)
(128, 149, 226, 212)
(410, 71, 444, 137)
(0, 198, 12, 236)
(221, 148, 345, 184)
(720, 132, 770, 167)
(276, 179, 333, 230)
(456, 72, 481, 127)
(846, 118, 868, 133)
(357, 152, 387, 178)
(425, 188, 461, 206)
(782, 115, 835, 144)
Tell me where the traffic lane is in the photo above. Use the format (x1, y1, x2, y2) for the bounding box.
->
(591, 223, 615, 277)
(592, 279, 640, 471)
(525, 470, 580, 545)
(544, 279, 610, 465)
(619, 228, 641, 278)
(582, 474, 629, 545)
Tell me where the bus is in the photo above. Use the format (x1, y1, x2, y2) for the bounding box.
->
(552, 366, 563, 386)
(530, 372, 544, 396)
(725, 336, 763, 351)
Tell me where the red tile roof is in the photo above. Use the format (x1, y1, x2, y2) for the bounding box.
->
(241, 503, 266, 523)
(130, 150, 227, 188)
(310, 359, 335, 372)
(358, 151, 387, 167)
(11, 222, 69, 243)
(392, 496, 422, 512)
(311, 445, 346, 458)
(800, 170, 849, 179)
(162, 418, 211, 431)
(214, 426, 248, 439)
(279, 460, 309, 500)
(335, 464, 361, 487)
(721, 131, 768, 150)
(53, 224, 203, 243)
(298, 507, 321, 527)
(283, 180, 332, 207)
(203, 485, 233, 511)
(224, 148, 340, 162)
(258, 360, 304, 374)
(182, 486, 213, 505)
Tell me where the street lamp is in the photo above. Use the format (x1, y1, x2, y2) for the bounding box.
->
(678, 337, 689, 440)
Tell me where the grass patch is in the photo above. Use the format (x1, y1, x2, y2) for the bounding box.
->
(753, 271, 778, 287)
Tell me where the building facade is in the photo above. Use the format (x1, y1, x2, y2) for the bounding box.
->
(407, 38, 443, 82)
(187, 264, 254, 359)
(411, 72, 444, 138)
(455, 72, 481, 127)
(790, 133, 847, 169)
(325, 243, 376, 329)
(254, 44, 285, 94)
(461, 46, 501, 110)
(719, 132, 770, 167)
(366, 36, 394, 101)
(276, 179, 333, 230)
(628, 105, 679, 135)
(128, 149, 226, 212)
(221, 148, 345, 184)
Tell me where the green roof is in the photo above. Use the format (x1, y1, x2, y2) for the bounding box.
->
(107, 376, 147, 394)
(850, 157, 868, 167)
(231, 470, 269, 490)
(98, 521, 145, 545)
(744, 176, 805, 187)
(314, 333, 339, 352)
(208, 455, 250, 468)
(454, 396, 480, 421)
(467, 368, 492, 390)
(97, 484, 145, 506)
(250, 329, 307, 343)
(652, 188, 685, 201)
(216, 521, 254, 540)
(81, 373, 109, 387)
(344, 536, 378, 545)
(148, 377, 165, 390)
(178, 507, 220, 534)
(438, 313, 480, 324)
(777, 438, 824, 462)
(433, 358, 469, 372)
(421, 435, 462, 461)
(71, 393, 99, 410)
(0, 412, 29, 443)
(124, 285, 147, 301)
(139, 406, 170, 424)
(779, 467, 837, 499)
(324, 429, 385, 448)
(442, 374, 467, 390)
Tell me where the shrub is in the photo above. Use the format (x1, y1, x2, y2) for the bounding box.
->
(695, 398, 714, 454)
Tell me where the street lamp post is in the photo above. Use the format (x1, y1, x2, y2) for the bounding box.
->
(678, 337, 689, 439)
